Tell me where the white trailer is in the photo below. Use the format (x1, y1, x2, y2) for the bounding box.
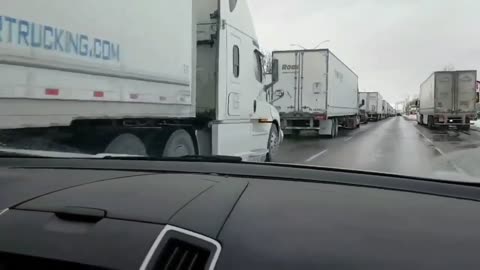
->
(270, 49, 359, 138)
(360, 92, 384, 121)
(417, 71, 477, 130)
(0, 0, 282, 161)
(382, 100, 388, 119)
(387, 103, 394, 117)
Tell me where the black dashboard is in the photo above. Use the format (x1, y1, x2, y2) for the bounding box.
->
(1, 158, 480, 269)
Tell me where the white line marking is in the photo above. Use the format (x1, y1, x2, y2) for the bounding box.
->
(0, 208, 8, 216)
(417, 131, 469, 176)
(344, 136, 353, 142)
(305, 150, 328, 162)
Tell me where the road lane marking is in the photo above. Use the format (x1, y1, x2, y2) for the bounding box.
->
(305, 150, 328, 162)
(344, 136, 353, 142)
(417, 131, 469, 176)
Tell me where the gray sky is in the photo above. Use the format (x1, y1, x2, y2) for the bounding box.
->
(248, 0, 480, 104)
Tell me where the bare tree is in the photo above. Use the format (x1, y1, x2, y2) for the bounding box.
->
(261, 48, 273, 74)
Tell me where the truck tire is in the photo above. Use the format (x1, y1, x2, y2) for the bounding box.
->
(266, 124, 280, 162)
(104, 133, 147, 156)
(427, 116, 434, 129)
(162, 129, 196, 157)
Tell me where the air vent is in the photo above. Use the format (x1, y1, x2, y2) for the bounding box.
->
(140, 225, 221, 270)
(156, 238, 210, 270)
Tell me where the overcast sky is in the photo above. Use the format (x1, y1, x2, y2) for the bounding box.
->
(247, 0, 480, 104)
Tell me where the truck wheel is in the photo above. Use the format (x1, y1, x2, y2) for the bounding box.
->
(427, 116, 434, 129)
(266, 124, 280, 162)
(162, 129, 196, 157)
(419, 115, 424, 125)
(104, 133, 147, 156)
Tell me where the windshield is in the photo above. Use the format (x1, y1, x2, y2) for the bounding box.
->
(0, 0, 479, 183)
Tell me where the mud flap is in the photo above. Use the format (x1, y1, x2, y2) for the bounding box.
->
(318, 119, 334, 135)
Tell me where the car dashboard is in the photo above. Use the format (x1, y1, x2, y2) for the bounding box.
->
(1, 158, 480, 270)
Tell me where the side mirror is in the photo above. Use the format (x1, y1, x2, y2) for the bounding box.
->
(476, 92, 479, 103)
(275, 89, 285, 98)
(271, 89, 285, 103)
(263, 59, 280, 93)
(272, 59, 279, 83)
(361, 99, 365, 106)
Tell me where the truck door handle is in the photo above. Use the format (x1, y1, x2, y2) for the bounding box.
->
(254, 100, 257, 113)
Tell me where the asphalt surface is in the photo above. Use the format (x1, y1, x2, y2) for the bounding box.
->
(276, 116, 480, 182)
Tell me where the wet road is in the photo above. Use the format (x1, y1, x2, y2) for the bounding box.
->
(276, 116, 480, 182)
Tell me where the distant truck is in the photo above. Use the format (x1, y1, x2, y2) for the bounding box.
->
(387, 103, 395, 117)
(382, 100, 388, 118)
(270, 49, 360, 138)
(358, 92, 369, 124)
(359, 92, 384, 121)
(0, 0, 282, 161)
(417, 71, 477, 130)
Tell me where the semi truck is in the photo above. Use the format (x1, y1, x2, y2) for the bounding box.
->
(0, 0, 282, 161)
(417, 71, 477, 130)
(269, 49, 360, 138)
(360, 92, 384, 121)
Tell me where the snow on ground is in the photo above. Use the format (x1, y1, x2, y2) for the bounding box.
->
(473, 120, 480, 128)
(403, 114, 417, 121)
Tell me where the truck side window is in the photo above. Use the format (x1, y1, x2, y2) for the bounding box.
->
(254, 51, 263, 83)
(233, 45, 240, 78)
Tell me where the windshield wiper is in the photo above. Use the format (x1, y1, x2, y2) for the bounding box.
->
(100, 155, 243, 163)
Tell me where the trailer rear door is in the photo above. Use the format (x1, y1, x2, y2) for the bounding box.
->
(271, 52, 299, 113)
(435, 72, 454, 113)
(367, 93, 379, 113)
(300, 51, 328, 114)
(455, 71, 477, 113)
